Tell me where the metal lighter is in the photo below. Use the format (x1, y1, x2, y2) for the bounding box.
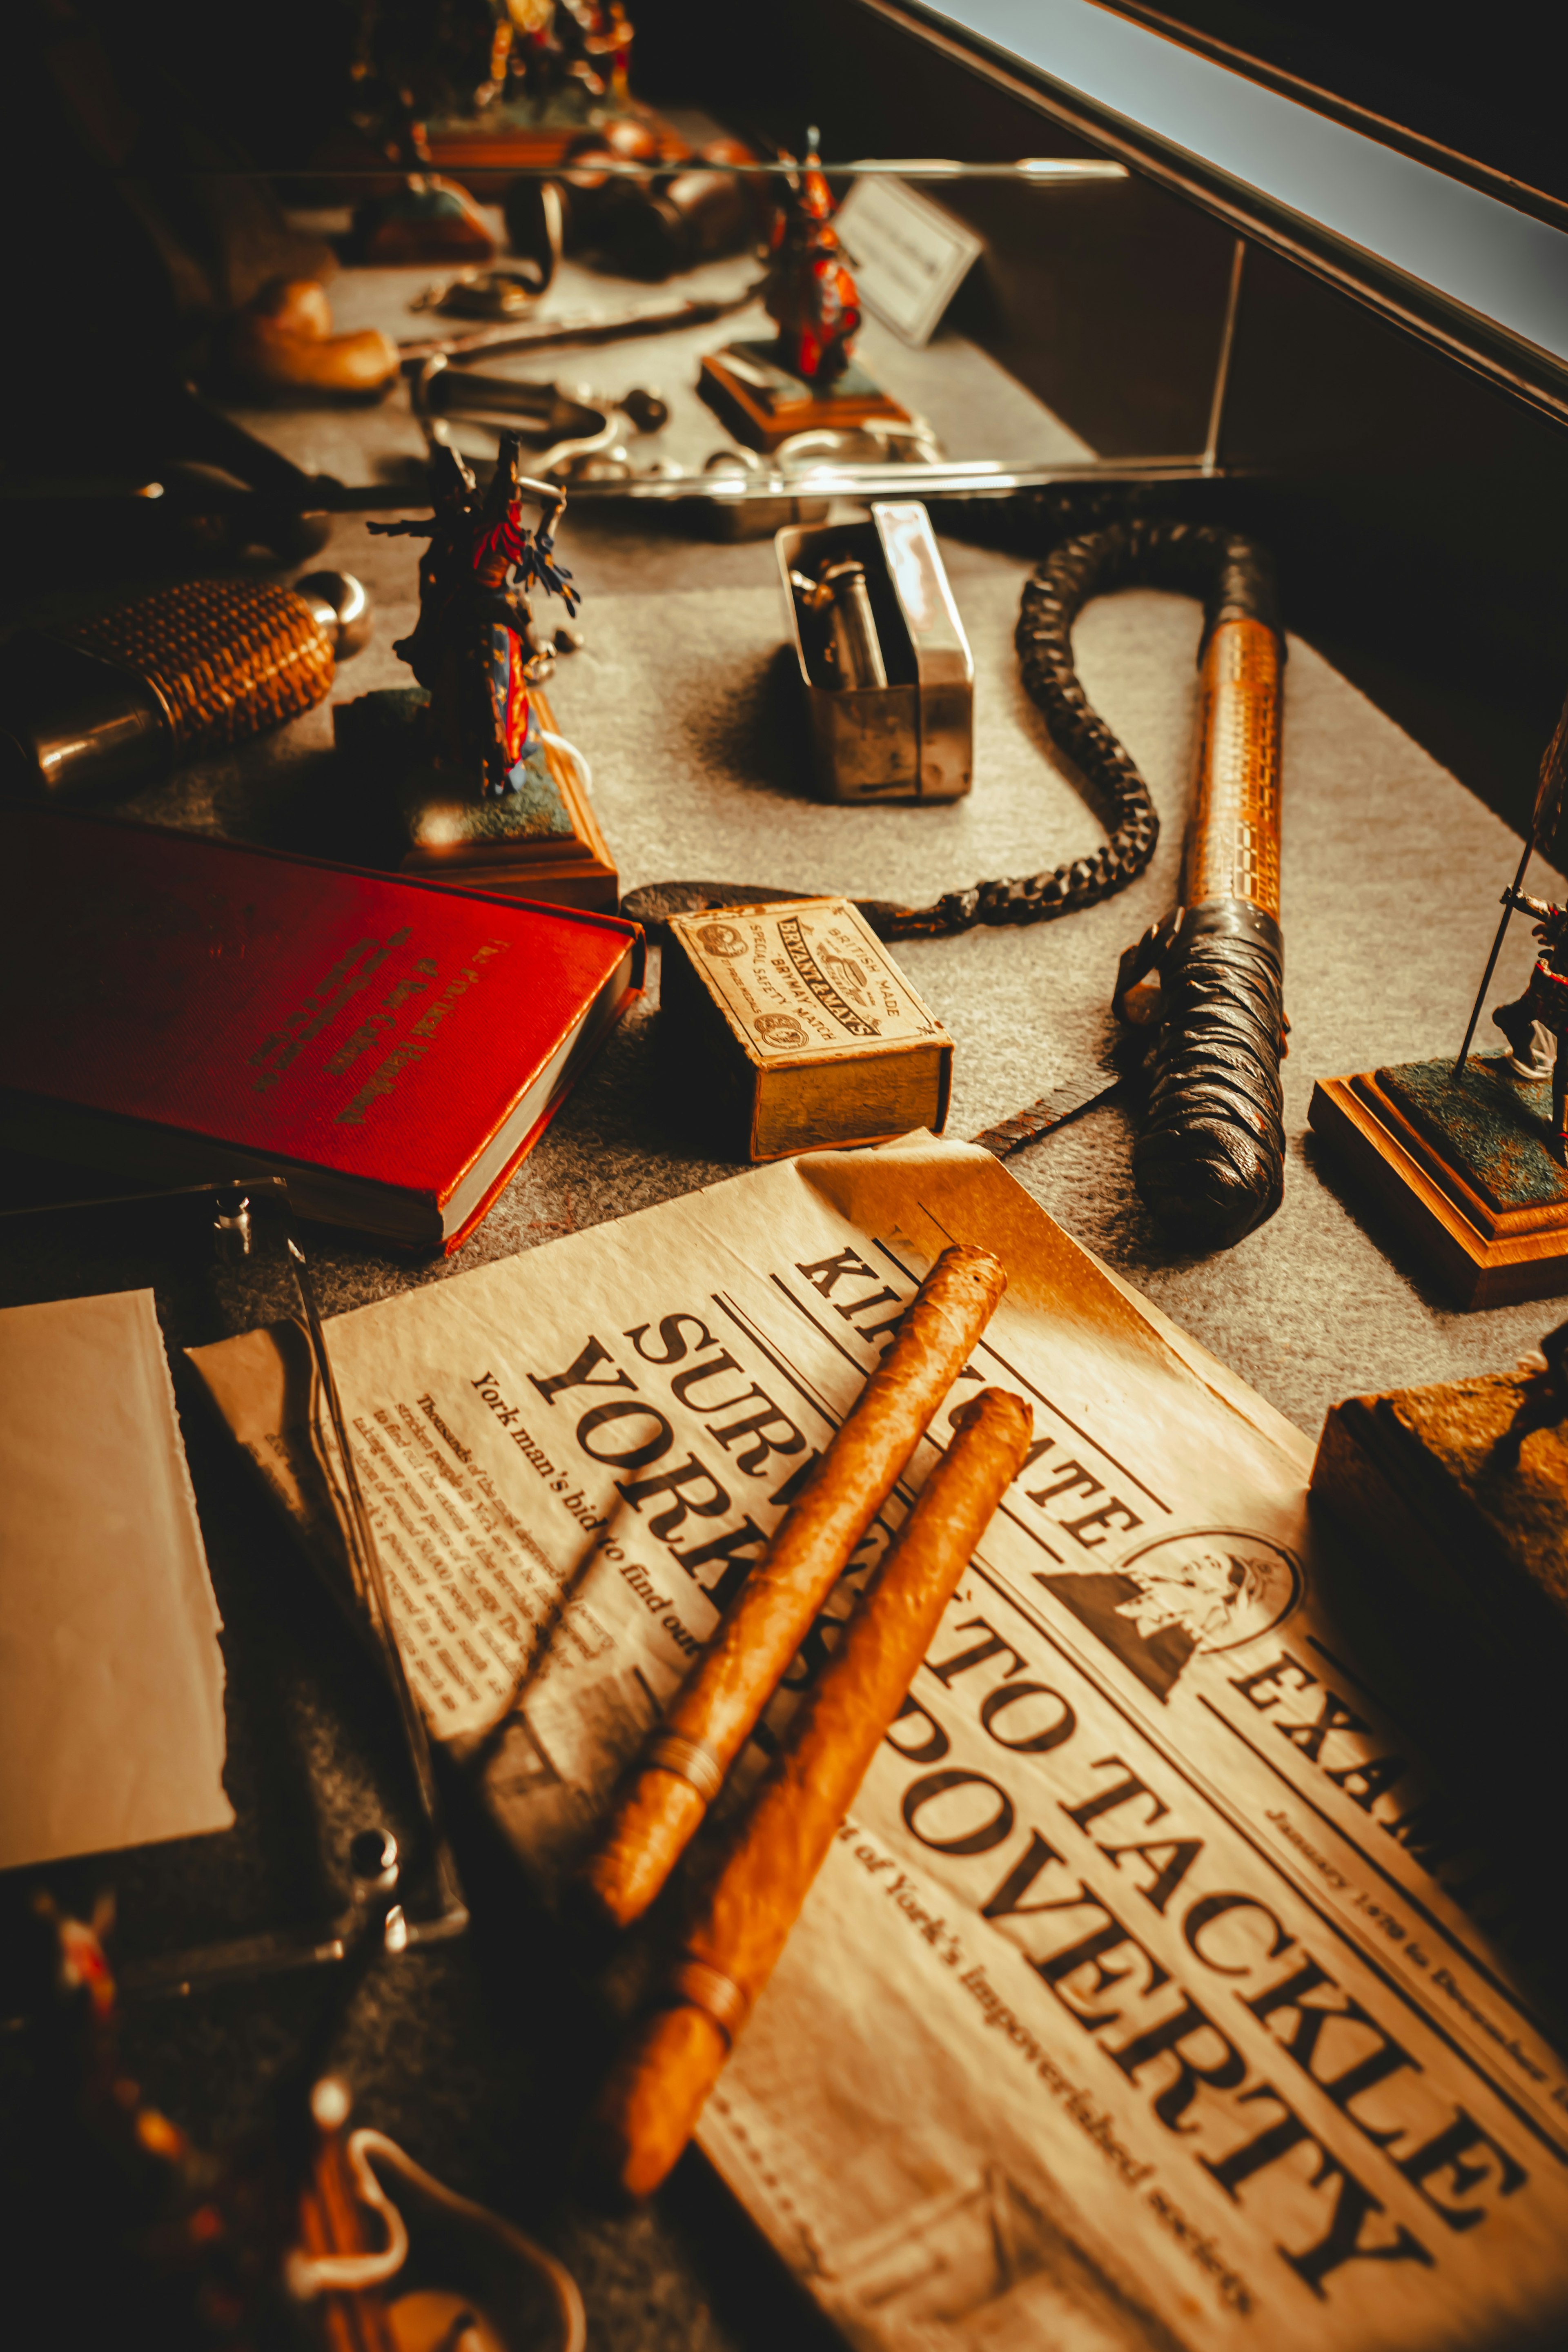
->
(777, 501, 973, 803)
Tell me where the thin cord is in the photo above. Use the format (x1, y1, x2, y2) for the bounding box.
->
(285, 2130, 409, 2296)
(540, 728, 592, 798)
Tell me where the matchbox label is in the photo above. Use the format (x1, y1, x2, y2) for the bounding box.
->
(673, 898, 945, 1060)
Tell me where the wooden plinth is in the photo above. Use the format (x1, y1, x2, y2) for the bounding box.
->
(422, 104, 688, 184)
(300, 105, 685, 200)
(337, 684, 618, 913)
(698, 349, 911, 455)
(1309, 1066, 1568, 1309)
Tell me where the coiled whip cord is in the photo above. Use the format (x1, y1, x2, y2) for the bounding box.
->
(624, 519, 1288, 1247)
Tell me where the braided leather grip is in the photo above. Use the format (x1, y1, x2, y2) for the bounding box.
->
(1127, 611, 1287, 1248)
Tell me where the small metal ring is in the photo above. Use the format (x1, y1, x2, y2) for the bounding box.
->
(644, 1729, 726, 1806)
(665, 1955, 749, 2045)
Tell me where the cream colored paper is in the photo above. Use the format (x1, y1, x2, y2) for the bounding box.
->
(0, 1289, 231, 1870)
(190, 1138, 1568, 2350)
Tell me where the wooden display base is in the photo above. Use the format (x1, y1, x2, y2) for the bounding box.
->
(335, 683, 617, 914)
(305, 105, 685, 196)
(698, 343, 911, 455)
(1314, 1376, 1568, 1651)
(1308, 1373, 1568, 1824)
(421, 100, 687, 184)
(1309, 1056, 1568, 1308)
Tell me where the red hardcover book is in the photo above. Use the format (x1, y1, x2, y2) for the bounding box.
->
(0, 810, 644, 1250)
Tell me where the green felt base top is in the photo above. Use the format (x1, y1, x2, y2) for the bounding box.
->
(335, 686, 577, 851)
(1378, 1055, 1568, 1211)
(720, 338, 886, 410)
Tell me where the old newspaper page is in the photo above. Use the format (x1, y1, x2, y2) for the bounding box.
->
(190, 1136, 1568, 2350)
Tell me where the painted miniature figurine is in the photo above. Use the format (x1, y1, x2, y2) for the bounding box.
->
(697, 128, 911, 453)
(370, 431, 577, 800)
(1492, 887, 1568, 1159)
(1495, 1318, 1568, 1465)
(762, 130, 862, 388)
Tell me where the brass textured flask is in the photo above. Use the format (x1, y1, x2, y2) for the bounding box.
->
(0, 572, 370, 802)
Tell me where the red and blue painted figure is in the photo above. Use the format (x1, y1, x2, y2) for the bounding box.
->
(1493, 888, 1568, 1160)
(370, 431, 578, 799)
(763, 131, 861, 388)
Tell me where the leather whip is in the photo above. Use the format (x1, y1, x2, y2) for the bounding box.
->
(622, 518, 1288, 1249)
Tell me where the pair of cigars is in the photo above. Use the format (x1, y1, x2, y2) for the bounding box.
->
(575, 1242, 1031, 2202)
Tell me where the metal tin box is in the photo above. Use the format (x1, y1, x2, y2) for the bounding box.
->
(777, 501, 973, 803)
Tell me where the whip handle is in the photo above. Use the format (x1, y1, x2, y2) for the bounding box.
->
(1133, 613, 1287, 1247)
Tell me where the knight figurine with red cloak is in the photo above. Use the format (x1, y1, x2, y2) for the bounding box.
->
(370, 432, 578, 800)
(762, 130, 861, 388)
(1494, 888, 1568, 1160)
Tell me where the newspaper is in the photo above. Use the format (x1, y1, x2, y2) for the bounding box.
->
(189, 1135, 1568, 2350)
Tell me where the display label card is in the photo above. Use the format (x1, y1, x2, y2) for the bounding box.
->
(834, 174, 984, 347)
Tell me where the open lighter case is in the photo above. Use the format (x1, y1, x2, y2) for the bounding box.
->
(777, 500, 973, 803)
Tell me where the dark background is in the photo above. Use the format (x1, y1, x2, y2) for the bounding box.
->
(23, 0, 1567, 201)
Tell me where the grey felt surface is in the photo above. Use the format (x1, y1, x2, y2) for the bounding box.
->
(18, 396, 1566, 2352)
(550, 567, 1568, 1434)
(109, 527, 1568, 1441)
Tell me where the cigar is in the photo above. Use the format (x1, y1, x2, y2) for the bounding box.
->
(576, 1243, 1007, 1933)
(580, 1385, 1033, 2203)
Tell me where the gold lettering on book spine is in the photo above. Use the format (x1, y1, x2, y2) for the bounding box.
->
(1184, 617, 1281, 916)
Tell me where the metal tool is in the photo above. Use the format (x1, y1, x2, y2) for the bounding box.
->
(397, 283, 760, 365)
(411, 354, 668, 477)
(969, 1051, 1136, 1156)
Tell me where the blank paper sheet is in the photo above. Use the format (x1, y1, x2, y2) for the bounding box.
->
(0, 1288, 232, 1871)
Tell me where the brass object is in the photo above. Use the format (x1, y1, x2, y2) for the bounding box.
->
(0, 575, 371, 802)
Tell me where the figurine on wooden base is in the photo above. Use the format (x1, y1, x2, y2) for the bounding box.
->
(1310, 1331, 1568, 1847)
(1491, 889, 1568, 1158)
(1310, 690, 1568, 1307)
(699, 133, 912, 455)
(1495, 1317, 1568, 1466)
(368, 430, 576, 799)
(336, 432, 617, 909)
(327, 0, 668, 183)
